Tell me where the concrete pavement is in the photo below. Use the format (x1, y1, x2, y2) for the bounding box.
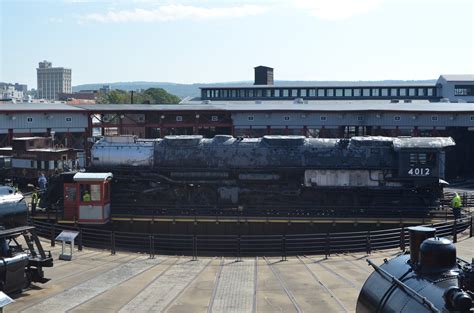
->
(8, 235, 473, 313)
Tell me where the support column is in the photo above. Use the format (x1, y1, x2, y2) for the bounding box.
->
(393, 126, 400, 137)
(86, 114, 93, 166)
(7, 129, 13, 146)
(412, 126, 420, 137)
(320, 126, 326, 138)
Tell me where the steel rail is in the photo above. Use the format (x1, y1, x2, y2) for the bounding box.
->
(263, 256, 303, 313)
(207, 257, 224, 313)
(296, 255, 349, 313)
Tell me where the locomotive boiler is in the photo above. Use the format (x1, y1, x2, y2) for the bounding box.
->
(0, 186, 28, 226)
(87, 135, 454, 215)
(357, 226, 474, 313)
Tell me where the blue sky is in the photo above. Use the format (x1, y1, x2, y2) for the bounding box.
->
(1, 0, 473, 88)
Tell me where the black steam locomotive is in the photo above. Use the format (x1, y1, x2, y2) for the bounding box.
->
(42, 135, 454, 218)
(357, 226, 473, 313)
(89, 135, 454, 214)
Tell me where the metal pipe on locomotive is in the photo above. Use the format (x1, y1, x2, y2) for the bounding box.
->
(357, 226, 474, 313)
(41, 135, 455, 224)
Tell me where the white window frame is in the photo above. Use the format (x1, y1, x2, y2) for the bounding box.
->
(176, 116, 183, 122)
(27, 117, 33, 123)
(65, 117, 72, 122)
(284, 116, 290, 121)
(211, 115, 218, 122)
(394, 116, 401, 121)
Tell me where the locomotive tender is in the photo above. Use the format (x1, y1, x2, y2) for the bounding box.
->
(85, 135, 454, 215)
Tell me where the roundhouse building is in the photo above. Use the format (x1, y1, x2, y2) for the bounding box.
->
(0, 68, 473, 178)
(0, 103, 88, 149)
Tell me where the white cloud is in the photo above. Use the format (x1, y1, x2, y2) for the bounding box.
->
(293, 0, 382, 20)
(48, 17, 64, 23)
(79, 4, 268, 23)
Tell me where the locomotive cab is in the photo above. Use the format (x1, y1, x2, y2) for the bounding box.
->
(63, 172, 112, 224)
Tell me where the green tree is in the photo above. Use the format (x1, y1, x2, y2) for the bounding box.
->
(96, 88, 181, 104)
(142, 88, 181, 104)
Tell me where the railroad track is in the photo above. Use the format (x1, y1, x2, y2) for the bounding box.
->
(207, 257, 225, 313)
(302, 255, 358, 289)
(296, 255, 349, 313)
(263, 256, 303, 313)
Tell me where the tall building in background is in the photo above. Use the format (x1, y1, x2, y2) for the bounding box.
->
(36, 60, 72, 100)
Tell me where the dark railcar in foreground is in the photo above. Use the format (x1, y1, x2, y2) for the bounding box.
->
(0, 186, 28, 227)
(357, 227, 473, 313)
(0, 226, 53, 294)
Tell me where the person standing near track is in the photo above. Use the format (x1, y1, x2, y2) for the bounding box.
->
(38, 173, 47, 192)
(31, 188, 39, 216)
(451, 192, 462, 219)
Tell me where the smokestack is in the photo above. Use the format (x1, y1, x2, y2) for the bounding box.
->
(254, 66, 274, 85)
(408, 226, 436, 265)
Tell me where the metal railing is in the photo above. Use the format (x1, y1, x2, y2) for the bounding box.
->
(29, 214, 473, 258)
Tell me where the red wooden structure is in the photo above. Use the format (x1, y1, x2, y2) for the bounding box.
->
(63, 172, 112, 224)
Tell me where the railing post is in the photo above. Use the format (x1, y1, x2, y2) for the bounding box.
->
(77, 226, 83, 251)
(237, 235, 241, 262)
(281, 235, 287, 261)
(325, 232, 330, 258)
(149, 235, 154, 259)
(366, 231, 371, 255)
(452, 219, 458, 243)
(400, 226, 405, 251)
(470, 216, 473, 238)
(111, 231, 116, 255)
(192, 235, 197, 261)
(50, 224, 55, 247)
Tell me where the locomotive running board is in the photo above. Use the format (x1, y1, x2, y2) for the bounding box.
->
(110, 215, 440, 225)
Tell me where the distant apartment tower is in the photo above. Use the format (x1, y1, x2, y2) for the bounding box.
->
(36, 60, 72, 100)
